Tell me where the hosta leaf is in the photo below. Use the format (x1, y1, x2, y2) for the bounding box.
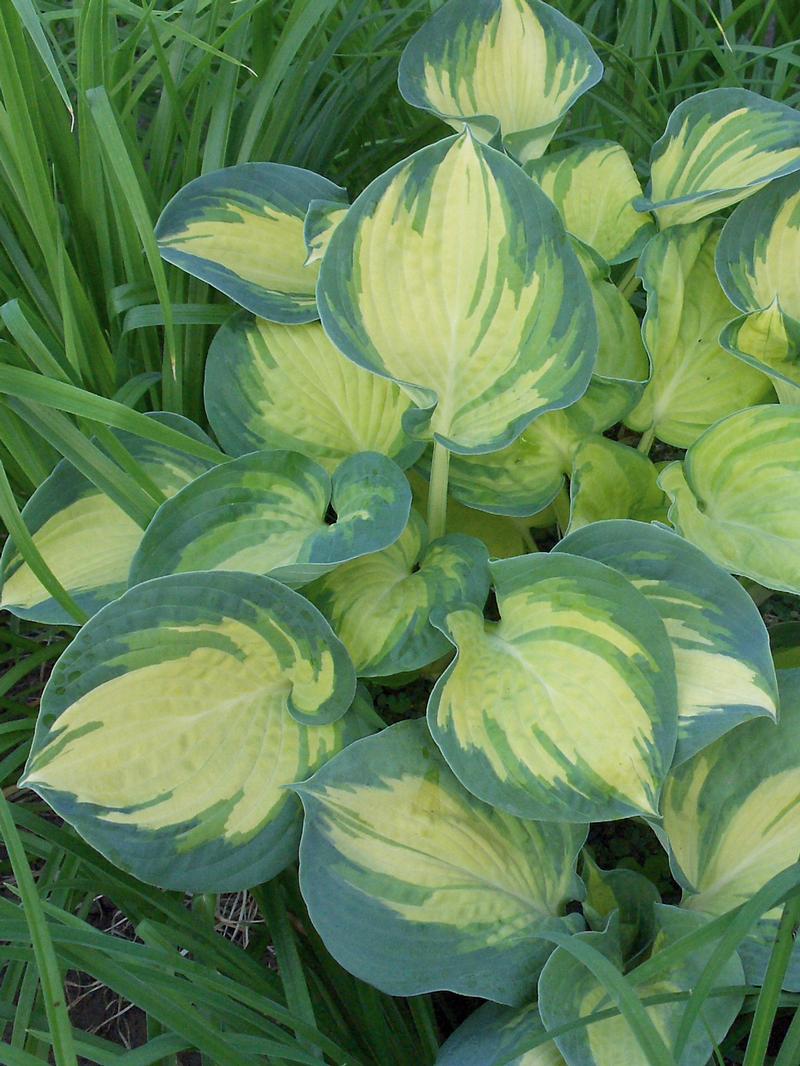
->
(432, 418, 568, 518)
(571, 242, 650, 423)
(204, 314, 424, 470)
(303, 198, 348, 265)
(437, 1002, 563, 1066)
(526, 141, 654, 263)
(626, 220, 771, 448)
(557, 521, 777, 765)
(659, 405, 800, 594)
(567, 437, 667, 533)
(0, 414, 216, 625)
(307, 511, 490, 677)
(317, 131, 597, 454)
(20, 571, 358, 891)
(581, 852, 660, 960)
(539, 907, 743, 1066)
(156, 163, 347, 323)
(296, 718, 586, 1003)
(131, 450, 411, 590)
(716, 172, 800, 396)
(662, 668, 800, 986)
(397, 0, 602, 163)
(427, 553, 677, 823)
(441, 292, 647, 519)
(637, 89, 800, 228)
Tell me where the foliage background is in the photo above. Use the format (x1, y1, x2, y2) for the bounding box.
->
(2, 0, 800, 1063)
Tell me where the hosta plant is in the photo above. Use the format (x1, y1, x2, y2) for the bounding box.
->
(5, 0, 800, 1060)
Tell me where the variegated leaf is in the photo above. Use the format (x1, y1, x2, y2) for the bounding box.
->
(397, 0, 602, 163)
(539, 908, 743, 1066)
(296, 718, 586, 1003)
(303, 198, 348, 266)
(131, 450, 411, 590)
(637, 89, 800, 228)
(156, 163, 347, 322)
(306, 510, 489, 677)
(567, 437, 667, 533)
(662, 668, 800, 987)
(317, 132, 597, 454)
(20, 572, 359, 891)
(526, 141, 654, 263)
(0, 415, 217, 625)
(204, 314, 424, 470)
(581, 852, 660, 960)
(626, 220, 771, 448)
(439, 269, 647, 518)
(716, 172, 800, 397)
(557, 520, 777, 764)
(437, 1002, 564, 1066)
(659, 405, 800, 594)
(428, 553, 677, 823)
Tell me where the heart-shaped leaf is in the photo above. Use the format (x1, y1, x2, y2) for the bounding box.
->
(636, 89, 800, 228)
(0, 414, 217, 625)
(204, 314, 424, 470)
(317, 132, 597, 454)
(397, 0, 602, 163)
(20, 571, 359, 891)
(625, 219, 771, 448)
(131, 450, 411, 590)
(526, 141, 654, 263)
(307, 510, 490, 676)
(659, 405, 800, 594)
(557, 520, 777, 764)
(428, 553, 677, 822)
(296, 718, 586, 1003)
(156, 163, 347, 322)
(538, 908, 743, 1066)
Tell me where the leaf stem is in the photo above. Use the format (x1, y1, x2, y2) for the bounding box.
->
(637, 427, 655, 455)
(619, 260, 641, 301)
(427, 440, 450, 540)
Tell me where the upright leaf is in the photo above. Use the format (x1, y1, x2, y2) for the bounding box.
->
(131, 450, 411, 590)
(637, 89, 800, 228)
(317, 132, 597, 454)
(526, 141, 654, 263)
(204, 314, 424, 469)
(428, 553, 677, 823)
(659, 405, 800, 594)
(156, 163, 347, 322)
(626, 220, 771, 448)
(397, 0, 602, 163)
(716, 171, 800, 399)
(21, 572, 358, 891)
(557, 520, 778, 764)
(297, 718, 586, 1004)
